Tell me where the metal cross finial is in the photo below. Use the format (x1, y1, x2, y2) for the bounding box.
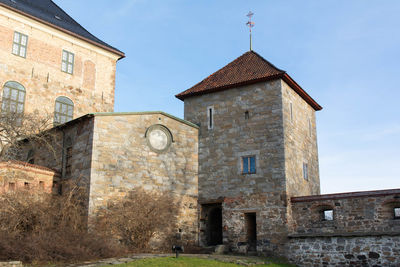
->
(246, 11, 255, 51)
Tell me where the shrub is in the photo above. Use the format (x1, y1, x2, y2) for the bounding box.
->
(95, 189, 177, 252)
(0, 182, 124, 263)
(0, 181, 179, 264)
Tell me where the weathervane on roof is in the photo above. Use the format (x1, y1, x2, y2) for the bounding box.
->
(246, 11, 255, 51)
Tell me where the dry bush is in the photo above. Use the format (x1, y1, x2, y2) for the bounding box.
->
(0, 182, 181, 264)
(95, 189, 178, 252)
(0, 181, 125, 264)
(0, 111, 56, 161)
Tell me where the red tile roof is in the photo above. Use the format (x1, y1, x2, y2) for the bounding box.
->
(176, 51, 322, 111)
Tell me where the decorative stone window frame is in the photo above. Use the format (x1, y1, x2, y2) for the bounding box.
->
(237, 150, 261, 176)
(145, 124, 173, 154)
(12, 31, 28, 58)
(207, 106, 214, 130)
(61, 50, 75, 74)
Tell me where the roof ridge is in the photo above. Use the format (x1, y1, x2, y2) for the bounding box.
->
(248, 50, 286, 73)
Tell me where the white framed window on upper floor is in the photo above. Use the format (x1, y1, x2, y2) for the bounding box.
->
(12, 31, 28, 58)
(61, 50, 74, 74)
(207, 106, 214, 130)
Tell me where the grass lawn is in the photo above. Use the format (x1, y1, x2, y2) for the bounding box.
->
(110, 256, 296, 267)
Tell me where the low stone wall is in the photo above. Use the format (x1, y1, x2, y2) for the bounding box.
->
(287, 235, 400, 267)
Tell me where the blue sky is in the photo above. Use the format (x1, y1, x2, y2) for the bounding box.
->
(54, 0, 400, 194)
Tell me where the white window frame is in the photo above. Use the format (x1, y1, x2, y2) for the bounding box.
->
(12, 31, 28, 58)
(61, 50, 74, 74)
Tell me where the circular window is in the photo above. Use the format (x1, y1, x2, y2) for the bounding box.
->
(146, 125, 172, 153)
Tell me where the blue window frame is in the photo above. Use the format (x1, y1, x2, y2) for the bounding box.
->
(242, 156, 256, 174)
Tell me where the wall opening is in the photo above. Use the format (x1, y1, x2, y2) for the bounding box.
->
(245, 213, 257, 251)
(205, 204, 223, 246)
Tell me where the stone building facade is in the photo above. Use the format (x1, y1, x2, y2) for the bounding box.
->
(177, 51, 321, 254)
(0, 0, 124, 125)
(17, 112, 199, 243)
(177, 51, 400, 266)
(1, 1, 399, 266)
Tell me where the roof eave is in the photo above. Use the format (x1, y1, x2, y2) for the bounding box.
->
(281, 73, 322, 111)
(175, 73, 284, 101)
(176, 73, 322, 111)
(0, 3, 125, 59)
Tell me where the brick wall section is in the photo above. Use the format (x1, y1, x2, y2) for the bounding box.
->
(0, 160, 60, 193)
(287, 189, 400, 266)
(88, 113, 199, 242)
(0, 6, 119, 120)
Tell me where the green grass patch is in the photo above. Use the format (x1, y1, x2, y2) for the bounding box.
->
(110, 256, 295, 267)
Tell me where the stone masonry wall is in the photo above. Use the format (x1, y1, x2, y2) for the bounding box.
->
(287, 189, 400, 266)
(184, 80, 290, 253)
(16, 116, 95, 185)
(89, 113, 199, 242)
(281, 79, 320, 198)
(184, 80, 286, 200)
(0, 6, 119, 121)
(290, 189, 400, 235)
(287, 235, 400, 267)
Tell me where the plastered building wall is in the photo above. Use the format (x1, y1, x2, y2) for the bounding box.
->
(0, 6, 120, 120)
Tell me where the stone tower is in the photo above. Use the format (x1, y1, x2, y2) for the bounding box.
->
(176, 51, 322, 253)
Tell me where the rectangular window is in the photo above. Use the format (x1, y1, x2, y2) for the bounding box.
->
(242, 156, 256, 174)
(12, 31, 28, 58)
(207, 106, 214, 130)
(308, 118, 312, 137)
(24, 182, 30, 190)
(323, 210, 333, 221)
(303, 163, 309, 180)
(61, 50, 74, 74)
(395, 208, 400, 219)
